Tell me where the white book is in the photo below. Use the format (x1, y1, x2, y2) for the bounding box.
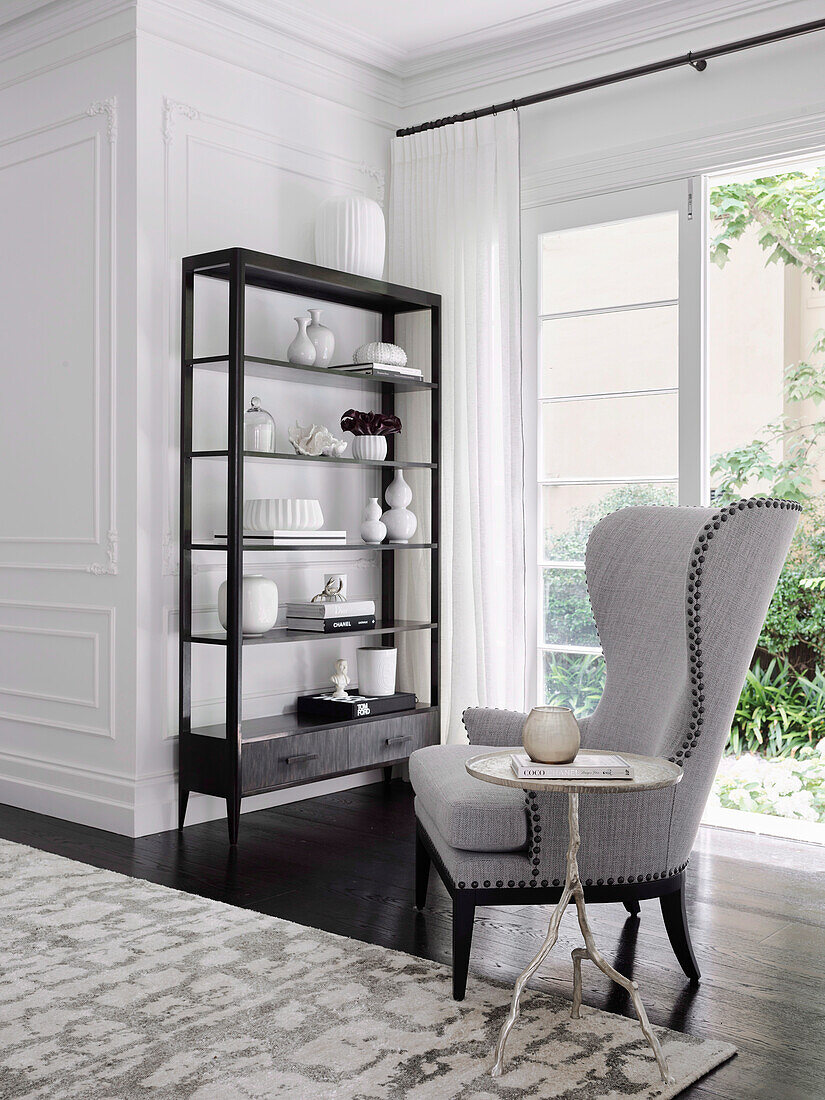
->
(337, 362, 423, 378)
(510, 752, 632, 780)
(285, 600, 376, 619)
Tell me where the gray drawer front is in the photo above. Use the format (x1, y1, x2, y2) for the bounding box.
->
(348, 710, 438, 769)
(242, 728, 348, 792)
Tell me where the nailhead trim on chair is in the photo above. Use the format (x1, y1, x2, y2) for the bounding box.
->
(670, 496, 802, 765)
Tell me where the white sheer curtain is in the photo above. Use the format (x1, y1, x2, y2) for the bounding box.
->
(389, 112, 526, 743)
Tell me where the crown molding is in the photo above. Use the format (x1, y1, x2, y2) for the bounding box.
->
(400, 0, 803, 109)
(0, 0, 135, 65)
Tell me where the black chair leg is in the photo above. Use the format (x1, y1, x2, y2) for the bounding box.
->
(452, 893, 475, 1001)
(660, 880, 701, 982)
(623, 899, 641, 917)
(415, 828, 431, 910)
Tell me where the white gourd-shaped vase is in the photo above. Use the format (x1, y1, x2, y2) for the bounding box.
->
(382, 470, 417, 544)
(360, 497, 386, 544)
(287, 315, 316, 365)
(306, 308, 335, 367)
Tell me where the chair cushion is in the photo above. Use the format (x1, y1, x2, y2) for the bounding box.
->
(408, 744, 528, 852)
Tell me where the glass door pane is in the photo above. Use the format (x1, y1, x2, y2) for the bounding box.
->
(523, 181, 700, 709)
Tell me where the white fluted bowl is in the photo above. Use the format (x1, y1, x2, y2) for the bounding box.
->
(243, 498, 324, 532)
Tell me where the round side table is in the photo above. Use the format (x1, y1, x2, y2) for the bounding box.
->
(465, 749, 682, 1084)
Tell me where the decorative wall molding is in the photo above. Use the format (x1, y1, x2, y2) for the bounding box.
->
(162, 96, 199, 144)
(0, 102, 118, 574)
(358, 162, 386, 205)
(86, 95, 118, 142)
(0, 601, 115, 739)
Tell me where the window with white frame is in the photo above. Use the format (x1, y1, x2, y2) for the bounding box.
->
(537, 212, 680, 710)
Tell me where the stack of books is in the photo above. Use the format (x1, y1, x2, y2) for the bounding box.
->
(510, 752, 633, 780)
(335, 361, 424, 382)
(285, 599, 376, 634)
(214, 529, 348, 547)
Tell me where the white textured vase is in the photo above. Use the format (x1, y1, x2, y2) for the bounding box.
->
(218, 575, 278, 636)
(522, 706, 581, 764)
(383, 469, 417, 543)
(357, 646, 397, 697)
(314, 195, 386, 280)
(306, 308, 335, 367)
(243, 498, 323, 532)
(360, 497, 386, 544)
(352, 435, 387, 461)
(287, 315, 316, 365)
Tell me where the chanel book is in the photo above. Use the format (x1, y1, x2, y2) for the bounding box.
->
(286, 615, 376, 633)
(510, 752, 632, 780)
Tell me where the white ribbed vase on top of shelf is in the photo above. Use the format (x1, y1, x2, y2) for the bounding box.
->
(314, 195, 385, 279)
(382, 469, 417, 543)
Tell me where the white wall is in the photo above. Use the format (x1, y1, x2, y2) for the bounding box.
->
(0, 0, 398, 836)
(0, 5, 138, 832)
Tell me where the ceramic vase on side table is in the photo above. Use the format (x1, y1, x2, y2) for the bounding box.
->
(382, 469, 417, 543)
(522, 706, 581, 764)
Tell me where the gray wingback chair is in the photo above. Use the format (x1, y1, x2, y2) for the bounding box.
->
(410, 499, 799, 999)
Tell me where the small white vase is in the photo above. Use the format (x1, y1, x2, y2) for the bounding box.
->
(306, 308, 335, 367)
(218, 575, 278, 636)
(357, 646, 397, 697)
(314, 195, 386, 279)
(360, 497, 387, 544)
(287, 315, 316, 365)
(383, 469, 417, 543)
(352, 435, 387, 462)
(522, 706, 581, 764)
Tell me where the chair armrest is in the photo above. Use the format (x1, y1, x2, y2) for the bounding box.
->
(462, 707, 527, 746)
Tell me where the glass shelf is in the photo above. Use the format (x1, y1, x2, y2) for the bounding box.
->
(191, 449, 436, 469)
(191, 619, 436, 646)
(189, 355, 436, 391)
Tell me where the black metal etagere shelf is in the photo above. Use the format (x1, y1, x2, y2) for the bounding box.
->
(178, 248, 441, 844)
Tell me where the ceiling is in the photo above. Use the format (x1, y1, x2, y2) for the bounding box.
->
(287, 0, 622, 60)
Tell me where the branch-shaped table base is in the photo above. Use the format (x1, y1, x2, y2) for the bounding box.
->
(490, 792, 674, 1085)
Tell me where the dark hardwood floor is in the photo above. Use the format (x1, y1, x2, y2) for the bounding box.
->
(2, 781, 824, 1099)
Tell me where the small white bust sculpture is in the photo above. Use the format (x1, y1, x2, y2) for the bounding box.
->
(330, 658, 351, 701)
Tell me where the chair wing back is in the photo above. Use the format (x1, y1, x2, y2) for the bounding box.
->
(585, 498, 799, 858)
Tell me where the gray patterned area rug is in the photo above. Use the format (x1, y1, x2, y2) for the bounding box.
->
(0, 839, 734, 1099)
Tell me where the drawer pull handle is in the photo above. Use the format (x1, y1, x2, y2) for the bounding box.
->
(385, 736, 412, 746)
(285, 753, 319, 765)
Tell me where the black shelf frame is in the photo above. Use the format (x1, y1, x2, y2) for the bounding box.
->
(179, 248, 441, 843)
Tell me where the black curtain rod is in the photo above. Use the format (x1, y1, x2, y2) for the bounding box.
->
(396, 16, 825, 138)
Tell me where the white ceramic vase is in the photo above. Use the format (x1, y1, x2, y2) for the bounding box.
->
(360, 497, 386, 544)
(522, 706, 581, 764)
(383, 469, 417, 543)
(243, 498, 324, 532)
(314, 195, 386, 280)
(287, 315, 316, 365)
(218, 575, 278, 636)
(357, 646, 397, 697)
(306, 308, 335, 367)
(352, 435, 387, 461)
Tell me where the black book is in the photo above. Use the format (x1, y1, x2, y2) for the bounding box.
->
(297, 689, 417, 720)
(286, 615, 376, 633)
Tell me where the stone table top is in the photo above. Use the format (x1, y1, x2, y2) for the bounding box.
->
(465, 750, 683, 794)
